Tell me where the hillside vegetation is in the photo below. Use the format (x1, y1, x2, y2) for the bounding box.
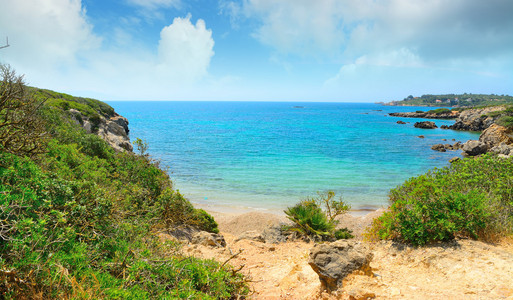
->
(0, 65, 249, 299)
(387, 93, 513, 107)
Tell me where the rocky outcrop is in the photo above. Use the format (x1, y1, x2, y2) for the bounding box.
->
(431, 142, 462, 152)
(449, 106, 505, 131)
(68, 109, 133, 152)
(396, 120, 406, 124)
(479, 124, 513, 145)
(462, 140, 489, 156)
(309, 240, 373, 292)
(414, 121, 438, 129)
(462, 124, 513, 157)
(389, 111, 459, 119)
(167, 225, 226, 248)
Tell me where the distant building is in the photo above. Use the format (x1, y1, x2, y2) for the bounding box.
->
(435, 99, 442, 103)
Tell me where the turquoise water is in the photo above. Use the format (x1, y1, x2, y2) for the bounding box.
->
(109, 101, 480, 213)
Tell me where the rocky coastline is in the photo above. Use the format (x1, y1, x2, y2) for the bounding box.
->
(390, 105, 513, 158)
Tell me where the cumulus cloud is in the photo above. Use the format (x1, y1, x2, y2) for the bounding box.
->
(0, 0, 100, 70)
(158, 14, 215, 82)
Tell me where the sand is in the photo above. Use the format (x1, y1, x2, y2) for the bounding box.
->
(170, 208, 513, 299)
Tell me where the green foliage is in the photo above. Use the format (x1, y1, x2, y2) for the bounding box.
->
(0, 67, 246, 298)
(284, 191, 352, 241)
(427, 108, 451, 114)
(398, 93, 513, 107)
(134, 137, 149, 156)
(370, 155, 513, 245)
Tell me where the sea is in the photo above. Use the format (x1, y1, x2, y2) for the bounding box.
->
(109, 101, 480, 214)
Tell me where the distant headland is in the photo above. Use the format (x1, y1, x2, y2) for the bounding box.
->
(382, 93, 513, 107)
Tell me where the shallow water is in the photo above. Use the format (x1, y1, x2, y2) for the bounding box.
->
(109, 101, 480, 213)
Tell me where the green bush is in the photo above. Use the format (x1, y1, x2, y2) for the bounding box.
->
(427, 108, 451, 114)
(284, 191, 353, 241)
(0, 66, 247, 298)
(370, 155, 513, 245)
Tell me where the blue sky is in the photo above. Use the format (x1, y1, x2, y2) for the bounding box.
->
(0, 0, 512, 102)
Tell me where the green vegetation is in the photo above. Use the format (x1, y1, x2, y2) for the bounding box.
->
(426, 108, 451, 114)
(0, 65, 248, 298)
(284, 191, 353, 241)
(369, 154, 513, 246)
(392, 93, 513, 107)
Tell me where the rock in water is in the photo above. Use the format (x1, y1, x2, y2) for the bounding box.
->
(431, 144, 447, 152)
(309, 240, 373, 292)
(414, 121, 438, 129)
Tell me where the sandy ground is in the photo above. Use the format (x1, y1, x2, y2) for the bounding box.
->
(170, 210, 513, 299)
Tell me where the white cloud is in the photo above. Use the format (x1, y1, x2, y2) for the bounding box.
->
(237, 0, 513, 64)
(0, 0, 100, 70)
(158, 14, 215, 82)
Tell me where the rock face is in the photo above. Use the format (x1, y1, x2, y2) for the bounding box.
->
(414, 121, 438, 129)
(309, 240, 373, 292)
(68, 109, 133, 152)
(450, 106, 505, 131)
(479, 124, 513, 146)
(462, 140, 489, 156)
(389, 111, 459, 119)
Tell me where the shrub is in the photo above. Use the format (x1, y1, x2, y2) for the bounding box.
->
(284, 191, 352, 241)
(427, 108, 451, 114)
(369, 155, 513, 245)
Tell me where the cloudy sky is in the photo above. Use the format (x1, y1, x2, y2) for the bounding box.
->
(0, 0, 512, 102)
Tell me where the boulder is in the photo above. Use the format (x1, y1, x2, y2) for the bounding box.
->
(235, 230, 265, 243)
(192, 231, 227, 248)
(449, 157, 460, 163)
(479, 124, 513, 147)
(309, 240, 373, 292)
(431, 144, 446, 152)
(462, 140, 489, 156)
(396, 120, 406, 124)
(417, 135, 425, 139)
(414, 121, 437, 129)
(490, 144, 513, 156)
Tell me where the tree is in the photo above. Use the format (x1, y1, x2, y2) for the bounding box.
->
(0, 64, 47, 156)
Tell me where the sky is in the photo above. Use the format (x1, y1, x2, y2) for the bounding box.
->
(0, 0, 512, 102)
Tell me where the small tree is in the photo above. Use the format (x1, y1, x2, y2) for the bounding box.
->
(0, 64, 47, 157)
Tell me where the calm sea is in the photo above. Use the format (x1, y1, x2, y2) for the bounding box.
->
(109, 101, 480, 213)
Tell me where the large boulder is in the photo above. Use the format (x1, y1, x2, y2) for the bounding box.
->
(309, 240, 373, 292)
(462, 140, 489, 156)
(414, 121, 437, 129)
(479, 124, 513, 147)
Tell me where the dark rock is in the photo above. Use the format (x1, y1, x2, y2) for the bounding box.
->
(431, 144, 446, 152)
(417, 135, 425, 138)
(440, 125, 450, 129)
(396, 120, 406, 124)
(414, 121, 438, 129)
(449, 157, 460, 163)
(462, 140, 489, 156)
(389, 111, 459, 119)
(309, 240, 373, 292)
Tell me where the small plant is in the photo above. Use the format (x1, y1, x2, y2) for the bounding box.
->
(284, 191, 353, 241)
(134, 137, 149, 156)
